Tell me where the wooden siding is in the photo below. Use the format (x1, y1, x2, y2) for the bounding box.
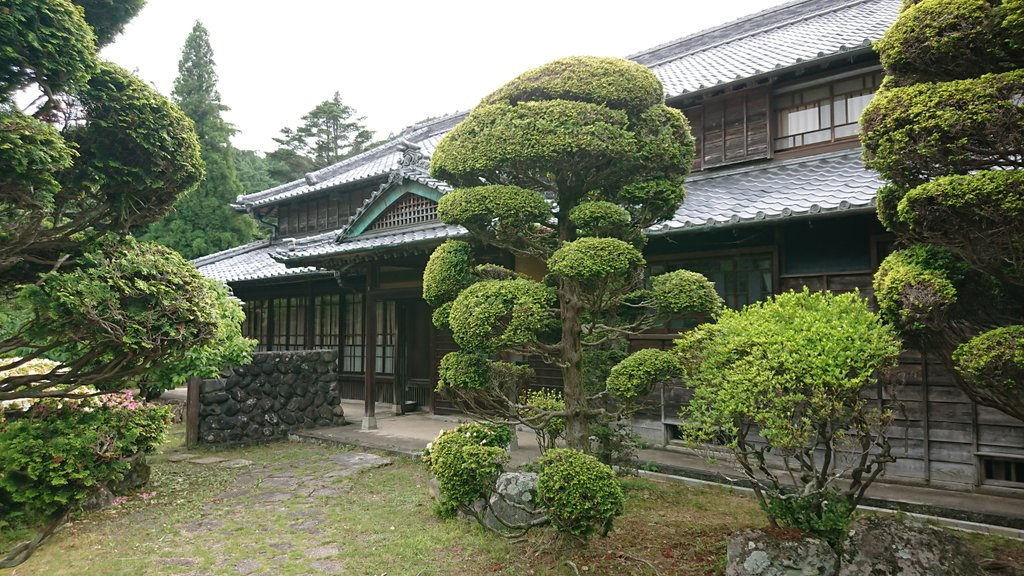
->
(277, 186, 375, 236)
(685, 85, 770, 171)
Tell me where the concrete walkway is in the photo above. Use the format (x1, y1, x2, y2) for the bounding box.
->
(291, 401, 1024, 539)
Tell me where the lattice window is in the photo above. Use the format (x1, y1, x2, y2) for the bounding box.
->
(368, 193, 437, 231)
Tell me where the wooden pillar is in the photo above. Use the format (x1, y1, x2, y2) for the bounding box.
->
(363, 266, 378, 430)
(185, 375, 201, 448)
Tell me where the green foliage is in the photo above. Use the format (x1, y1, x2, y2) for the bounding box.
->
(895, 170, 1024, 284)
(422, 422, 512, 516)
(0, 0, 97, 102)
(876, 0, 1021, 85)
(234, 149, 279, 193)
(272, 91, 373, 170)
(1, 1, 203, 283)
(422, 240, 476, 308)
(548, 237, 644, 282)
(447, 279, 556, 353)
(435, 351, 491, 390)
(650, 269, 724, 317)
(482, 56, 663, 114)
(433, 99, 633, 192)
(865, 0, 1024, 422)
(570, 201, 632, 239)
(763, 489, 853, 549)
(873, 245, 971, 334)
(676, 290, 900, 538)
(139, 21, 258, 259)
(427, 56, 696, 454)
(861, 69, 1024, 189)
(588, 420, 643, 474)
(953, 325, 1024, 392)
(2, 237, 254, 400)
(0, 392, 170, 520)
(74, 0, 145, 47)
(678, 289, 900, 451)
(537, 449, 624, 538)
(521, 388, 566, 451)
(605, 349, 682, 402)
(437, 185, 553, 252)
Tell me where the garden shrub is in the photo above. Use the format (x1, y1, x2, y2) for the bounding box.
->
(423, 422, 512, 517)
(676, 289, 900, 546)
(537, 448, 623, 538)
(0, 391, 171, 521)
(520, 388, 565, 451)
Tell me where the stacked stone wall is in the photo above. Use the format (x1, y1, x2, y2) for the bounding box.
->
(199, 350, 345, 444)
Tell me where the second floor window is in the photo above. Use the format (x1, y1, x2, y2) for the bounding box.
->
(773, 70, 882, 152)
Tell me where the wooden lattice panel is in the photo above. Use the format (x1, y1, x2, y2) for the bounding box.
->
(368, 193, 437, 231)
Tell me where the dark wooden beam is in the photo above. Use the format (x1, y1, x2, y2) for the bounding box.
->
(363, 264, 379, 429)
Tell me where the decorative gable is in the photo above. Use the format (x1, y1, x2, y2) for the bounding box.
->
(341, 180, 444, 239)
(367, 193, 437, 232)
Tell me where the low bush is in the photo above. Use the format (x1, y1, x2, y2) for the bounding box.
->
(537, 448, 624, 538)
(0, 391, 171, 524)
(423, 422, 512, 516)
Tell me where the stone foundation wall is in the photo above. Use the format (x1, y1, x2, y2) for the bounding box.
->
(199, 350, 346, 444)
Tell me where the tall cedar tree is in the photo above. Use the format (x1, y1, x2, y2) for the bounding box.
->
(140, 21, 258, 259)
(271, 91, 373, 174)
(0, 1, 253, 405)
(423, 57, 723, 454)
(862, 0, 1024, 421)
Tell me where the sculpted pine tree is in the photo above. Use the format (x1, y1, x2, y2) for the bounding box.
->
(0, 1, 253, 402)
(424, 57, 723, 453)
(140, 21, 258, 259)
(862, 0, 1024, 420)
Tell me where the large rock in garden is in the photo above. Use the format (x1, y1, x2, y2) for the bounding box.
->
(482, 472, 546, 534)
(840, 516, 984, 576)
(725, 529, 837, 576)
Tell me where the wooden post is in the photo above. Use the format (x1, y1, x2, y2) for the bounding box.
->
(363, 265, 378, 430)
(185, 375, 201, 448)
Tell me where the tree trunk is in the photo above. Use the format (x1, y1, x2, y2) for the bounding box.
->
(559, 279, 589, 452)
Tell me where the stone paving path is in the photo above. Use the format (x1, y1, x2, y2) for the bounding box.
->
(162, 450, 392, 575)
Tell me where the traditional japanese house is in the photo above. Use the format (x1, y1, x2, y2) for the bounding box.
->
(195, 0, 1024, 493)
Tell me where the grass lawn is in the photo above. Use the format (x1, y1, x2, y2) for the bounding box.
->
(2, 425, 1022, 575)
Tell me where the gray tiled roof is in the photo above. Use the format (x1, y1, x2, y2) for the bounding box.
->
(633, 0, 900, 98)
(649, 148, 881, 234)
(276, 224, 468, 263)
(192, 240, 330, 284)
(235, 114, 465, 209)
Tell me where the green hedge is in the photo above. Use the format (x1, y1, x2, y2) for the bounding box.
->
(537, 448, 623, 538)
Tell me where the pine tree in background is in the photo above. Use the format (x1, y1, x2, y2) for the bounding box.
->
(140, 21, 258, 259)
(270, 91, 374, 176)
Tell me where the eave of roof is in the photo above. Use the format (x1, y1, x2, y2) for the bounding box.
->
(234, 113, 466, 210)
(649, 148, 881, 235)
(191, 239, 331, 285)
(633, 0, 900, 99)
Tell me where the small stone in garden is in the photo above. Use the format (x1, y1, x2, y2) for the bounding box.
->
(259, 476, 300, 489)
(304, 544, 342, 559)
(219, 459, 253, 468)
(326, 452, 391, 469)
(189, 456, 228, 465)
(259, 490, 294, 502)
(167, 453, 198, 462)
(233, 558, 261, 574)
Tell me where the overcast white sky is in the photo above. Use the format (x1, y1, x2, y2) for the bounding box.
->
(101, 0, 793, 153)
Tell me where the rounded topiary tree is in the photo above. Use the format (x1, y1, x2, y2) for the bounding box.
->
(0, 0, 253, 403)
(862, 0, 1024, 421)
(676, 290, 901, 547)
(425, 56, 722, 453)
